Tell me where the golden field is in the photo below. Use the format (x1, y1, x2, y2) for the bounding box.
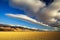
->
(0, 32, 60, 40)
(0, 24, 60, 40)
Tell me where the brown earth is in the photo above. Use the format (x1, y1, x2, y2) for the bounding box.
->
(0, 24, 40, 32)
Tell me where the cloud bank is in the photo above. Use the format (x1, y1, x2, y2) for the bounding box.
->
(37, 0, 60, 25)
(6, 14, 39, 23)
(6, 13, 50, 27)
(9, 0, 60, 27)
(9, 0, 45, 17)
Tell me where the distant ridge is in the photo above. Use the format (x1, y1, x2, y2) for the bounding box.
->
(0, 24, 43, 32)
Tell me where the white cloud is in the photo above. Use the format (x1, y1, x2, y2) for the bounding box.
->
(35, 0, 60, 26)
(10, 0, 45, 12)
(6, 13, 39, 23)
(6, 13, 49, 27)
(9, 0, 60, 27)
(9, 0, 45, 17)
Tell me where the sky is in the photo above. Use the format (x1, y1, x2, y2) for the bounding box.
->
(0, 0, 55, 30)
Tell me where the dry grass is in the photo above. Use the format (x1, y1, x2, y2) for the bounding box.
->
(0, 32, 60, 40)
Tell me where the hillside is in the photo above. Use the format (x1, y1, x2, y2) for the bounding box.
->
(0, 24, 41, 32)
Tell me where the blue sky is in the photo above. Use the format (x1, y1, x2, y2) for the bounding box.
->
(0, 0, 54, 30)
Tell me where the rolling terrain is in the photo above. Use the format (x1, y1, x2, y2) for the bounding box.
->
(0, 24, 41, 32)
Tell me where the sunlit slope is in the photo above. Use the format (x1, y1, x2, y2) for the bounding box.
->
(0, 32, 60, 40)
(0, 24, 43, 31)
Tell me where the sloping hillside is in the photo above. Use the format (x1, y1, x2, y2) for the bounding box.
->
(0, 24, 41, 32)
